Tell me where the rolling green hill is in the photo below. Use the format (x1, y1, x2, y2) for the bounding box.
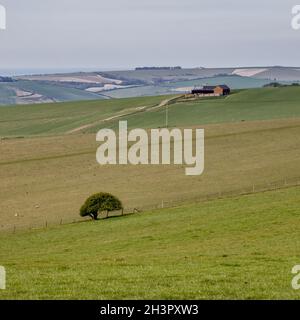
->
(1, 87, 300, 137)
(0, 95, 167, 137)
(89, 86, 300, 131)
(0, 186, 300, 299)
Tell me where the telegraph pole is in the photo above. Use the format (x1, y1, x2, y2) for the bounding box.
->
(165, 105, 169, 128)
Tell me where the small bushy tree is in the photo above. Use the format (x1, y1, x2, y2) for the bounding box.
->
(80, 192, 123, 220)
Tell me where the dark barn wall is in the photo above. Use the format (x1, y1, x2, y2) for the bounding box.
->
(191, 89, 214, 94)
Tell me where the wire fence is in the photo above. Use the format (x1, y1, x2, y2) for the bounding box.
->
(2, 176, 300, 234)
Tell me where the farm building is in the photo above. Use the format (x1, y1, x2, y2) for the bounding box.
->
(191, 85, 230, 96)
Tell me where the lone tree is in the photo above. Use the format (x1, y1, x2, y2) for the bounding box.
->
(80, 192, 123, 220)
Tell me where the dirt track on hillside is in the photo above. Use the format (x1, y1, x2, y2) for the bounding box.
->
(66, 96, 181, 134)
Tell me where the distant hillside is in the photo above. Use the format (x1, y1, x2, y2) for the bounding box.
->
(103, 66, 300, 84)
(135, 66, 182, 70)
(0, 80, 107, 105)
(0, 76, 13, 82)
(0, 66, 299, 105)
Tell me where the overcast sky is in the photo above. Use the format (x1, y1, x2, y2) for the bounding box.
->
(0, 0, 299, 73)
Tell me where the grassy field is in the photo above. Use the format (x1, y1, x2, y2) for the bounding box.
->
(0, 86, 300, 299)
(0, 87, 300, 137)
(1, 117, 300, 232)
(0, 87, 300, 232)
(0, 95, 167, 137)
(0, 186, 300, 299)
(89, 87, 300, 131)
(1, 87, 300, 137)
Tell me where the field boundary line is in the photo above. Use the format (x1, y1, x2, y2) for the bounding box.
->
(1, 177, 300, 235)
